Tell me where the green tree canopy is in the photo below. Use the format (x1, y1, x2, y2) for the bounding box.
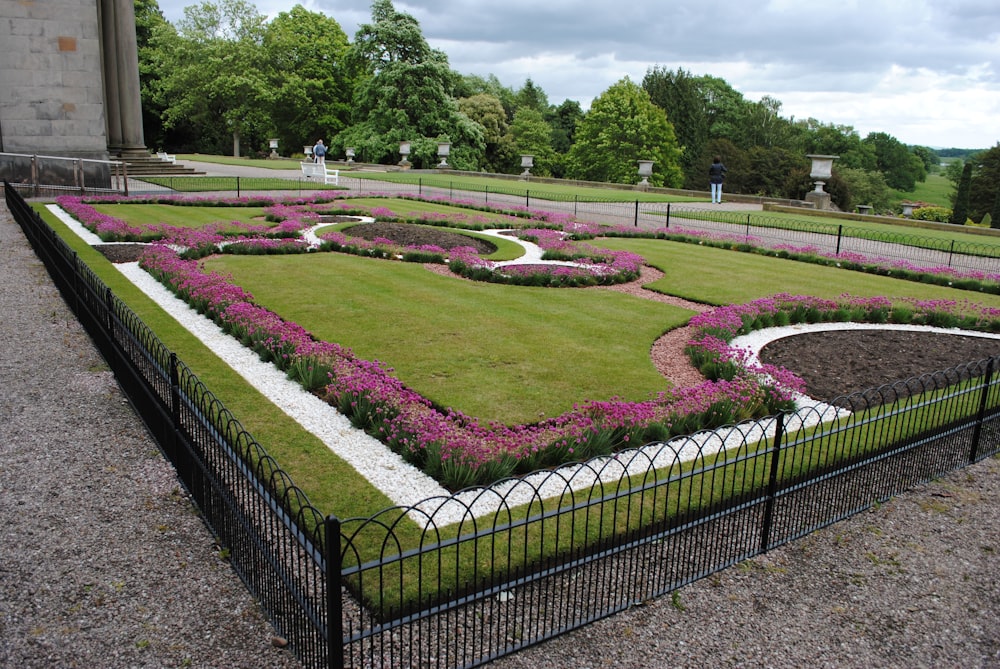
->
(336, 0, 483, 168)
(863, 131, 927, 191)
(508, 107, 555, 176)
(157, 0, 274, 156)
(262, 6, 352, 157)
(968, 144, 1000, 223)
(566, 78, 683, 187)
(643, 66, 709, 187)
(458, 93, 513, 172)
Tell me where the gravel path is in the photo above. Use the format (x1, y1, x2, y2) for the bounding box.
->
(0, 202, 302, 668)
(3, 198, 1000, 668)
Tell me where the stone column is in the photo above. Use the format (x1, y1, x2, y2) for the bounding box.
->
(100, 0, 123, 153)
(112, 0, 147, 156)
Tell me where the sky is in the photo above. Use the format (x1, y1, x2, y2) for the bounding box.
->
(155, 0, 1000, 150)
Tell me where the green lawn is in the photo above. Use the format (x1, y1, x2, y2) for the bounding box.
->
(204, 252, 694, 425)
(92, 204, 268, 228)
(595, 237, 1000, 308)
(890, 173, 954, 208)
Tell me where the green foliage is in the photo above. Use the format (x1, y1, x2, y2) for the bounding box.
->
(155, 0, 275, 156)
(864, 131, 927, 191)
(951, 161, 973, 225)
(969, 143, 1000, 223)
(835, 167, 891, 212)
(566, 78, 683, 187)
(508, 107, 556, 176)
(336, 0, 485, 168)
(263, 7, 353, 154)
(799, 120, 876, 171)
(643, 66, 710, 183)
(911, 206, 952, 223)
(458, 94, 513, 172)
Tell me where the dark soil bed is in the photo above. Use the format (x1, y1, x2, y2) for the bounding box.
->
(760, 329, 1000, 407)
(95, 244, 148, 263)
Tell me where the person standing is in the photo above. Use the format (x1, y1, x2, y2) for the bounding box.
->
(708, 155, 727, 204)
(313, 139, 327, 165)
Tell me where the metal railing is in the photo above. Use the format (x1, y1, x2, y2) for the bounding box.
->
(6, 180, 999, 669)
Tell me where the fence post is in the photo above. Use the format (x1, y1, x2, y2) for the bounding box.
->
(325, 515, 344, 669)
(574, 194, 578, 217)
(968, 357, 996, 463)
(419, 178, 422, 196)
(746, 214, 751, 239)
(665, 202, 670, 229)
(526, 190, 529, 208)
(948, 239, 955, 268)
(170, 352, 182, 426)
(236, 176, 241, 198)
(634, 199, 639, 227)
(836, 225, 842, 255)
(759, 412, 786, 552)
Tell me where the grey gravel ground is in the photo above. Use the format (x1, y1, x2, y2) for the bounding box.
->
(0, 201, 302, 668)
(3, 195, 1000, 669)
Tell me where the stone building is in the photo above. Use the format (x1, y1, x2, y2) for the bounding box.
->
(0, 0, 146, 183)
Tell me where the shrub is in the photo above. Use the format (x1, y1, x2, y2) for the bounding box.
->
(911, 206, 952, 222)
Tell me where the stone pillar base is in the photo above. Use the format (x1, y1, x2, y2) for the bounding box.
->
(805, 190, 832, 210)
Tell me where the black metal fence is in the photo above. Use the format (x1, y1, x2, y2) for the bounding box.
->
(6, 181, 1000, 669)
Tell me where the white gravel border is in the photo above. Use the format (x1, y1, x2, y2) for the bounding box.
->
(47, 203, 1000, 528)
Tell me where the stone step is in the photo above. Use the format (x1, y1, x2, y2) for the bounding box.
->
(120, 156, 204, 176)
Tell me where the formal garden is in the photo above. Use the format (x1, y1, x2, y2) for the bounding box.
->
(43, 187, 1000, 509)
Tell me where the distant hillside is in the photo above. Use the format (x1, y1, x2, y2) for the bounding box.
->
(936, 147, 986, 158)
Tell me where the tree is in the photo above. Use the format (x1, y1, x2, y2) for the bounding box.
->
(337, 0, 484, 168)
(546, 99, 583, 177)
(797, 120, 876, 170)
(508, 107, 555, 176)
(835, 167, 891, 212)
(158, 0, 274, 156)
(643, 66, 710, 187)
(566, 78, 683, 187)
(458, 93, 513, 172)
(514, 78, 549, 115)
(135, 0, 177, 150)
(968, 143, 1000, 222)
(548, 99, 582, 154)
(863, 131, 927, 191)
(263, 6, 352, 157)
(911, 145, 939, 174)
(950, 161, 972, 225)
(456, 74, 517, 119)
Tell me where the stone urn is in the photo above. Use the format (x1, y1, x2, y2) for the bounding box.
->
(636, 160, 654, 189)
(520, 155, 534, 177)
(437, 142, 451, 168)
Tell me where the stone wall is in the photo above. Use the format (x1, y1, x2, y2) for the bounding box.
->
(0, 0, 109, 159)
